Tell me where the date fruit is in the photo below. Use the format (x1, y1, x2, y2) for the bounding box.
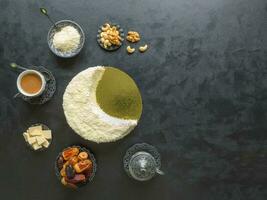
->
(74, 159, 92, 173)
(57, 156, 64, 170)
(66, 174, 86, 184)
(65, 165, 75, 179)
(62, 147, 79, 160)
(61, 178, 77, 189)
(60, 167, 66, 177)
(61, 177, 67, 185)
(78, 152, 88, 160)
(69, 156, 79, 165)
(83, 168, 92, 178)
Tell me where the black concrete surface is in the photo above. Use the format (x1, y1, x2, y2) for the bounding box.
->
(0, 0, 267, 199)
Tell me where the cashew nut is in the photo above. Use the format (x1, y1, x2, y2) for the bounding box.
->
(103, 40, 112, 48)
(139, 44, 148, 52)
(100, 38, 105, 43)
(126, 46, 135, 54)
(101, 23, 110, 31)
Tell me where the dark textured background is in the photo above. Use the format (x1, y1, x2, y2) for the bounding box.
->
(0, 0, 267, 199)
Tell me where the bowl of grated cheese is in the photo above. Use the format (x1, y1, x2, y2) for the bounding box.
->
(47, 20, 85, 58)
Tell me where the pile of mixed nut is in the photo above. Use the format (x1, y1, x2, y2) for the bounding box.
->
(126, 30, 148, 54)
(98, 22, 148, 54)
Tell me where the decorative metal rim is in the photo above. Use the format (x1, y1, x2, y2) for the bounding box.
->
(55, 145, 97, 188)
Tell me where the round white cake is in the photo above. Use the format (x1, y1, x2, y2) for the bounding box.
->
(63, 66, 142, 143)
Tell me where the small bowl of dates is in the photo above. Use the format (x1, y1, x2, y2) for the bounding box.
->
(55, 146, 97, 189)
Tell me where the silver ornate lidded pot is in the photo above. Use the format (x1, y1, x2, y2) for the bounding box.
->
(124, 143, 164, 181)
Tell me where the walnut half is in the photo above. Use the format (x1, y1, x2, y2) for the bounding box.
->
(126, 31, 140, 43)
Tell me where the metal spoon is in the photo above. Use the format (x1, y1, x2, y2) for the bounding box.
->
(40, 8, 59, 29)
(10, 62, 51, 81)
(10, 62, 28, 71)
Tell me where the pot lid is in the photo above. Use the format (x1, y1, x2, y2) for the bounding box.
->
(129, 151, 157, 181)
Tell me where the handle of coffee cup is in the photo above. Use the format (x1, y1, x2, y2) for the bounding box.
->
(13, 92, 23, 99)
(156, 168, 165, 176)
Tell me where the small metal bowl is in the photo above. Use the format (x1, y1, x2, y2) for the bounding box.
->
(47, 20, 85, 58)
(55, 146, 97, 189)
(96, 22, 124, 51)
(23, 123, 52, 151)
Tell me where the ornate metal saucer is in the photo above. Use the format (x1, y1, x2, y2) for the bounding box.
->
(14, 66, 56, 105)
